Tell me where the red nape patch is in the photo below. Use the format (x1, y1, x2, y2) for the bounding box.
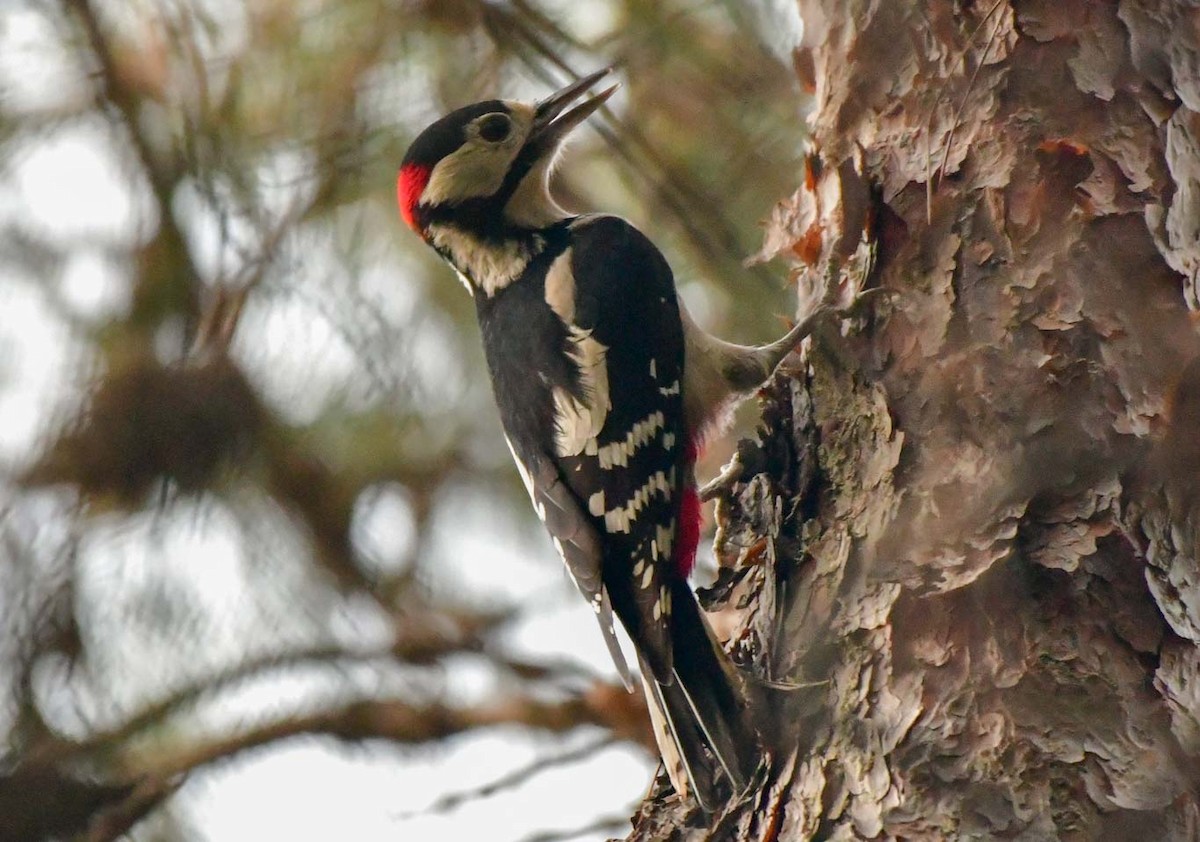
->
(674, 486, 702, 579)
(397, 163, 431, 232)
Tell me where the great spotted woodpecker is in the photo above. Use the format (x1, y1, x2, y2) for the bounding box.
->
(397, 68, 816, 810)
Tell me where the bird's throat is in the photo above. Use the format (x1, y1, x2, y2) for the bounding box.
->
(427, 223, 545, 298)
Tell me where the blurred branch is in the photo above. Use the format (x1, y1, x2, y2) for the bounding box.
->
(72, 686, 649, 841)
(61, 0, 202, 333)
(133, 690, 646, 778)
(62, 0, 173, 209)
(46, 612, 506, 768)
(0, 764, 135, 842)
(80, 778, 180, 842)
(516, 813, 635, 842)
(494, 653, 610, 686)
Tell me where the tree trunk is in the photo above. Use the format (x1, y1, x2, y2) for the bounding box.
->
(632, 2, 1200, 838)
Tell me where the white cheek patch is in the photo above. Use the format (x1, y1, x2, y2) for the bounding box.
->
(421, 104, 533, 206)
(422, 142, 514, 206)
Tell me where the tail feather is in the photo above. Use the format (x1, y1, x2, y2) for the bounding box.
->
(640, 579, 759, 810)
(640, 666, 719, 811)
(673, 665, 746, 794)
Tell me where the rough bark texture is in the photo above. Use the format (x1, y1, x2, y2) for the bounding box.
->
(630, 2, 1200, 839)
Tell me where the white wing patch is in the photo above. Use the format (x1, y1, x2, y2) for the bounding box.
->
(544, 248, 575, 322)
(655, 524, 674, 561)
(587, 490, 605, 516)
(546, 251, 613, 459)
(552, 325, 610, 457)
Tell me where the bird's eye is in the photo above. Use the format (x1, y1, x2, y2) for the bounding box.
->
(478, 113, 511, 143)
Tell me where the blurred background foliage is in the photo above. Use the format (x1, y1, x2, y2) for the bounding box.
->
(0, 0, 806, 838)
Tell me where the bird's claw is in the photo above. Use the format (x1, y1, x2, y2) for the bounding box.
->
(699, 452, 746, 502)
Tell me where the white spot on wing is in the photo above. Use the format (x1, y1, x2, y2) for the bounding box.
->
(587, 490, 605, 516)
(602, 469, 672, 534)
(656, 524, 674, 560)
(596, 410, 666, 470)
(600, 467, 676, 534)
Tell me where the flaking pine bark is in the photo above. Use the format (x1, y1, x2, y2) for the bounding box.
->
(629, 2, 1200, 840)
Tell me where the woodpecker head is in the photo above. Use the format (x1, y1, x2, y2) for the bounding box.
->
(397, 68, 616, 241)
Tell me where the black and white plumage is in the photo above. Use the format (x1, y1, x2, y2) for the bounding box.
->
(397, 68, 810, 810)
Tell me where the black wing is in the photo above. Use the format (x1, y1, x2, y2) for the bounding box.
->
(476, 214, 685, 684)
(502, 435, 633, 689)
(549, 215, 686, 683)
(475, 215, 755, 807)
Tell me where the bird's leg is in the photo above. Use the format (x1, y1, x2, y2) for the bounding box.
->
(697, 286, 890, 501)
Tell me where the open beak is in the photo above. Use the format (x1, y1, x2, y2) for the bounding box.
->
(528, 67, 618, 154)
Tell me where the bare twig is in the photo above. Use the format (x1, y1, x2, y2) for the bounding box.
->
(397, 734, 618, 818)
(516, 813, 634, 842)
(933, 0, 1008, 194)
